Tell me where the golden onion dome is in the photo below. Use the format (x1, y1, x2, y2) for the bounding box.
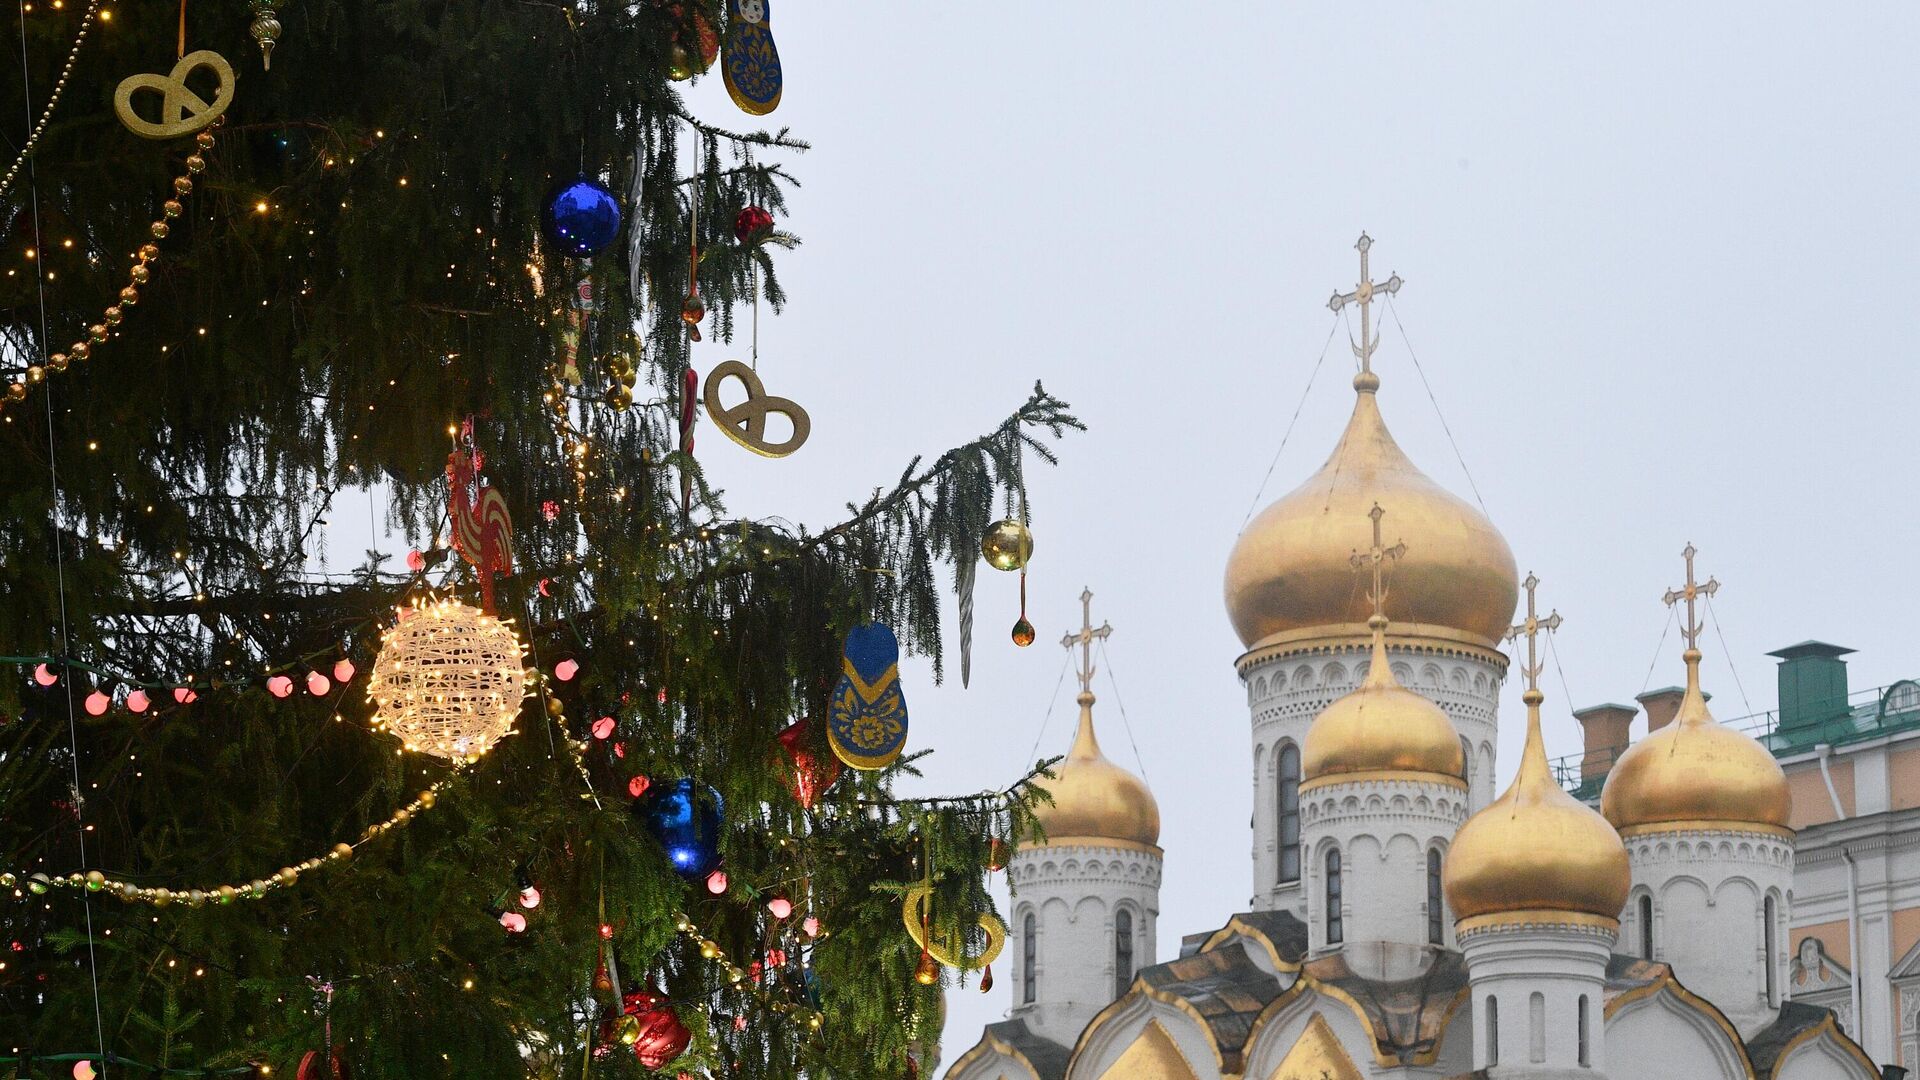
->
(1030, 692, 1160, 848)
(1224, 373, 1519, 650)
(1301, 615, 1465, 788)
(1445, 687, 1631, 923)
(1601, 648, 1791, 835)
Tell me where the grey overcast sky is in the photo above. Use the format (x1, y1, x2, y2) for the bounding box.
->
(666, 2, 1920, 1057)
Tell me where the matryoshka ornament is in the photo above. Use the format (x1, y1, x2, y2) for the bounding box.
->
(723, 0, 782, 116)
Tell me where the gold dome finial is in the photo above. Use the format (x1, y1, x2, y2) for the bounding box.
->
(1224, 236, 1518, 650)
(1301, 507, 1466, 788)
(1601, 546, 1792, 835)
(1446, 575, 1631, 926)
(1029, 590, 1160, 848)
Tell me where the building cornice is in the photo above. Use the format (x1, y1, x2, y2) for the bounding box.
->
(1236, 622, 1510, 677)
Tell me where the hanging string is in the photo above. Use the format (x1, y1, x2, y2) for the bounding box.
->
(1638, 605, 1677, 697)
(1238, 313, 1340, 532)
(1382, 294, 1491, 518)
(17, 0, 109, 1066)
(750, 261, 759, 371)
(1021, 648, 1073, 768)
(1703, 593, 1757, 718)
(1095, 638, 1150, 784)
(1317, 306, 1360, 512)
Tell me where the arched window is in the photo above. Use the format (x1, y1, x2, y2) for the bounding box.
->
(1529, 991, 1546, 1063)
(1325, 847, 1344, 945)
(1763, 896, 1777, 1004)
(1427, 848, 1445, 944)
(1022, 912, 1037, 1004)
(1486, 996, 1499, 1067)
(1577, 994, 1590, 1066)
(1638, 894, 1654, 959)
(1277, 743, 1301, 883)
(1114, 908, 1134, 997)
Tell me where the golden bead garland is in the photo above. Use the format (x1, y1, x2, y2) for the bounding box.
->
(2, 122, 219, 414)
(671, 910, 825, 1031)
(0, 0, 105, 202)
(2, 780, 450, 908)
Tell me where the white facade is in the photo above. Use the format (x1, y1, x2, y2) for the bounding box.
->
(1005, 839, 1162, 1047)
(1618, 825, 1795, 1037)
(1300, 773, 1468, 959)
(1244, 636, 1504, 915)
(1459, 919, 1616, 1077)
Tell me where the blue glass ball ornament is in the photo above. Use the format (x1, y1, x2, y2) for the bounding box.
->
(541, 178, 623, 257)
(633, 778, 725, 879)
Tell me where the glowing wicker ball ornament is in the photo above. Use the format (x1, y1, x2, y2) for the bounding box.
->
(367, 600, 529, 761)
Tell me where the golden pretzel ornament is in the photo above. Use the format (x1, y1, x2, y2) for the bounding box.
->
(902, 885, 1006, 971)
(702, 359, 810, 458)
(114, 50, 235, 140)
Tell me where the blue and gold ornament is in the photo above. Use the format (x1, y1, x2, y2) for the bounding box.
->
(827, 624, 909, 770)
(722, 0, 782, 116)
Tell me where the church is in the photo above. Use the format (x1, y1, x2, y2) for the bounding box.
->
(946, 237, 1914, 1080)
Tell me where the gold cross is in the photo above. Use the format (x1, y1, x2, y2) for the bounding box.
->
(1326, 232, 1404, 378)
(1059, 587, 1113, 696)
(1662, 543, 1719, 652)
(1504, 572, 1563, 694)
(1349, 503, 1408, 620)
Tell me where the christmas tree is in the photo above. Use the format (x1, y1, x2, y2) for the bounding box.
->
(0, 2, 1077, 1075)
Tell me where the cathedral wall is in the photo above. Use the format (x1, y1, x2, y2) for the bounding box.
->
(1242, 639, 1501, 916)
(1604, 989, 1749, 1080)
(1008, 841, 1162, 1048)
(1624, 827, 1794, 1037)
(1773, 1032, 1880, 1080)
(1300, 775, 1467, 954)
(1239, 993, 1381, 1079)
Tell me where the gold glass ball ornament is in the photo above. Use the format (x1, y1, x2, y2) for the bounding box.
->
(87, 324, 107, 343)
(149, 221, 169, 240)
(120, 285, 140, 305)
(7, 382, 27, 402)
(69, 341, 90, 361)
(666, 42, 696, 80)
(130, 264, 150, 285)
(162, 199, 184, 219)
(173, 176, 193, 196)
(368, 598, 530, 762)
(103, 306, 122, 326)
(48, 353, 67, 373)
(980, 519, 1033, 572)
(1010, 618, 1035, 647)
(185, 153, 206, 174)
(26, 365, 44, 383)
(138, 242, 160, 262)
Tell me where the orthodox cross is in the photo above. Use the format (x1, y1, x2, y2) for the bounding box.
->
(1326, 232, 1404, 378)
(1662, 543, 1719, 652)
(1350, 503, 1407, 618)
(1060, 587, 1113, 696)
(1505, 573, 1563, 694)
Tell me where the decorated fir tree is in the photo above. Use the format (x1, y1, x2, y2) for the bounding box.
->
(0, 2, 1075, 1075)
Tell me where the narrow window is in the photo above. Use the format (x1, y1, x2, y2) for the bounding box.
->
(1325, 847, 1344, 945)
(1529, 991, 1546, 1063)
(1022, 912, 1037, 1004)
(1577, 994, 1590, 1066)
(1638, 894, 1654, 959)
(1486, 996, 1499, 1067)
(1114, 908, 1134, 997)
(1763, 896, 1777, 1004)
(1427, 848, 1445, 944)
(1277, 743, 1301, 883)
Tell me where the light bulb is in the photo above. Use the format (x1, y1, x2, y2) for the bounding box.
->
(705, 870, 728, 895)
(767, 897, 792, 920)
(306, 671, 331, 696)
(84, 691, 111, 716)
(519, 885, 541, 909)
(267, 676, 293, 698)
(554, 658, 579, 682)
(126, 690, 150, 713)
(333, 659, 355, 683)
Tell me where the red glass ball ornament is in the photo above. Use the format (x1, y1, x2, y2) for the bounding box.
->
(621, 992, 692, 1070)
(734, 205, 774, 243)
(406, 549, 427, 572)
(628, 774, 652, 799)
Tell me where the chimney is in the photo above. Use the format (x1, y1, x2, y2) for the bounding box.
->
(1635, 685, 1709, 733)
(1767, 641, 1855, 732)
(1572, 703, 1636, 787)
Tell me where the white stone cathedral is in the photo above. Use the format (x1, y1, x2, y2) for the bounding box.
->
(947, 237, 1887, 1080)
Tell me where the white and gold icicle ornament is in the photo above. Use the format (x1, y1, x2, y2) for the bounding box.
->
(368, 598, 530, 762)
